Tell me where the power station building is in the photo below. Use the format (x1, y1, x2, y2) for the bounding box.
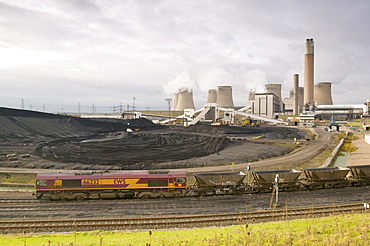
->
(251, 93, 282, 118)
(165, 38, 363, 123)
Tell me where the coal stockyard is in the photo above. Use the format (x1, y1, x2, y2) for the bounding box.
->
(1, 106, 369, 233)
(0, 106, 307, 170)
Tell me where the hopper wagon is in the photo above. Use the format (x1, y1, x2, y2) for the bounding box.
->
(34, 170, 187, 200)
(301, 167, 350, 190)
(252, 169, 302, 193)
(192, 171, 247, 196)
(348, 165, 370, 186)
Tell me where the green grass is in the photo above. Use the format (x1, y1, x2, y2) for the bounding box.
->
(0, 174, 36, 185)
(2, 213, 369, 245)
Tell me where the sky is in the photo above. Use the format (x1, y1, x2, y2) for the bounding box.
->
(1, 0, 370, 114)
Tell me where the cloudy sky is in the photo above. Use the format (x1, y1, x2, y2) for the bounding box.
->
(1, 0, 369, 113)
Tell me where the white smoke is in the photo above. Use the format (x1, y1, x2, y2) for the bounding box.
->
(244, 69, 267, 93)
(197, 68, 233, 92)
(163, 71, 197, 94)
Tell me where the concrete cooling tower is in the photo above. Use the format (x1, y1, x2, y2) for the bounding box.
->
(304, 38, 314, 106)
(265, 84, 282, 101)
(174, 88, 195, 111)
(207, 89, 217, 103)
(216, 86, 234, 108)
(299, 87, 304, 112)
(314, 82, 333, 105)
(248, 90, 256, 101)
(171, 92, 179, 110)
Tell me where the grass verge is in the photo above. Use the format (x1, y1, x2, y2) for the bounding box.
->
(2, 213, 369, 245)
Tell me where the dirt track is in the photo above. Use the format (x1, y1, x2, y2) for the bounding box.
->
(0, 107, 309, 171)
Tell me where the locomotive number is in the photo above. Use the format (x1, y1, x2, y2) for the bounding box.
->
(82, 179, 100, 186)
(114, 179, 126, 185)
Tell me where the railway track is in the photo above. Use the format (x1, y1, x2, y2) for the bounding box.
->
(0, 203, 368, 234)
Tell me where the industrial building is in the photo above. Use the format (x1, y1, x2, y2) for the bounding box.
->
(123, 38, 368, 125)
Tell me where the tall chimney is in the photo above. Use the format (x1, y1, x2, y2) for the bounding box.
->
(293, 74, 299, 115)
(304, 38, 314, 106)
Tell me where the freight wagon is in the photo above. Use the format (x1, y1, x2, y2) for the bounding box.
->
(348, 165, 370, 186)
(192, 171, 247, 196)
(301, 167, 350, 190)
(34, 170, 187, 200)
(252, 169, 302, 192)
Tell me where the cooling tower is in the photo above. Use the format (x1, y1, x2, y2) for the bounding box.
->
(207, 89, 217, 103)
(314, 82, 333, 105)
(293, 74, 299, 115)
(248, 90, 256, 101)
(216, 86, 234, 108)
(175, 88, 195, 111)
(171, 92, 179, 111)
(265, 84, 282, 101)
(304, 38, 314, 106)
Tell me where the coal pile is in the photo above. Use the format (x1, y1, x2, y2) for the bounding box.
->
(0, 107, 307, 170)
(35, 131, 230, 169)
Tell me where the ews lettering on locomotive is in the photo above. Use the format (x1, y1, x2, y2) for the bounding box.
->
(82, 179, 100, 186)
(114, 179, 126, 185)
(80, 179, 128, 185)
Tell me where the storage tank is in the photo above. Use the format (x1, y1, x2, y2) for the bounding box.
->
(314, 82, 333, 105)
(216, 86, 234, 108)
(207, 89, 217, 103)
(175, 88, 195, 111)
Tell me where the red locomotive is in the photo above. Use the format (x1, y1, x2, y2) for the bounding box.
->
(34, 170, 187, 200)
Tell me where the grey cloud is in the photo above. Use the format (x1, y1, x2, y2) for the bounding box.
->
(1, 0, 370, 112)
